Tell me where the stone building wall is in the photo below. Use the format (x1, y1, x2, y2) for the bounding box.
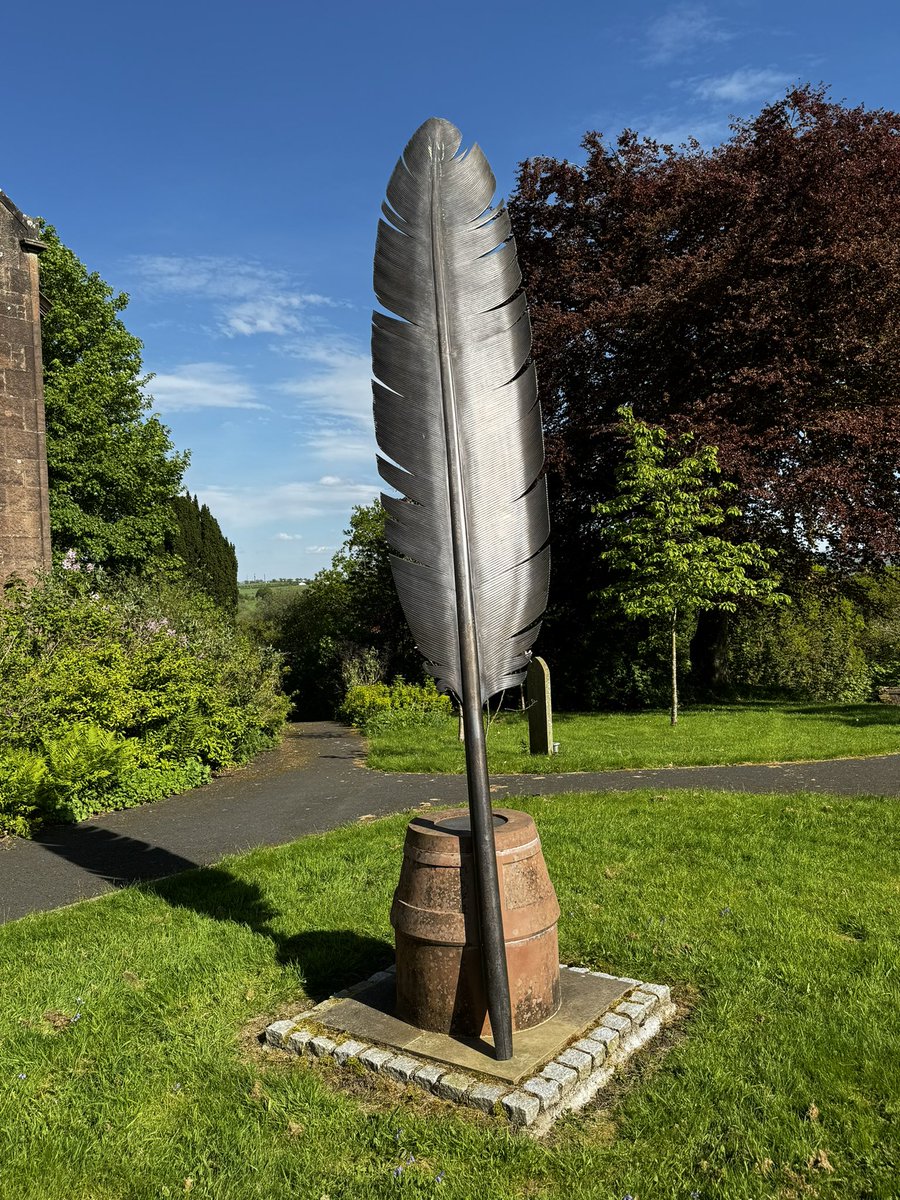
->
(0, 192, 51, 580)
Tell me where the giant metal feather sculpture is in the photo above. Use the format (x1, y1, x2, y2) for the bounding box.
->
(372, 118, 549, 1059)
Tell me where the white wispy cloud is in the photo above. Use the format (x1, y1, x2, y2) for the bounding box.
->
(278, 343, 373, 427)
(591, 63, 794, 152)
(645, 4, 734, 65)
(691, 67, 792, 104)
(225, 297, 309, 337)
(196, 479, 381, 529)
(132, 254, 340, 339)
(303, 428, 376, 465)
(148, 362, 268, 411)
(275, 532, 304, 541)
(276, 340, 378, 472)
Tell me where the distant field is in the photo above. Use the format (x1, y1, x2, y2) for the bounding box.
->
(238, 580, 305, 618)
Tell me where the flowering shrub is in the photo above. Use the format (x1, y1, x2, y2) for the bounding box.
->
(338, 677, 453, 733)
(0, 568, 288, 835)
(60, 548, 95, 574)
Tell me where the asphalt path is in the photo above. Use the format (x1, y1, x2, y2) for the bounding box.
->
(1, 721, 897, 925)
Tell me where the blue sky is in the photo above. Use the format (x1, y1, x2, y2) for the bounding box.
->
(3, 0, 897, 579)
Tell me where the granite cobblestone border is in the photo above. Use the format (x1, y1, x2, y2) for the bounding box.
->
(264, 964, 677, 1135)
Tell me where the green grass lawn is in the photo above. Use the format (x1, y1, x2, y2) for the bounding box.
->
(365, 703, 900, 774)
(1, 787, 897, 1198)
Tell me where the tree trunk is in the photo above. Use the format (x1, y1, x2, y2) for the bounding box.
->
(671, 609, 679, 726)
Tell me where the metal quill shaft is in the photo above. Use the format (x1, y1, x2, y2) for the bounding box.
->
(430, 164, 514, 1060)
(373, 118, 550, 1061)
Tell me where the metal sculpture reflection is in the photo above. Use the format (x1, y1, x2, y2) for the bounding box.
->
(372, 118, 550, 1059)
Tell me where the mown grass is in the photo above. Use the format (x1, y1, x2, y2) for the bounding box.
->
(365, 703, 900, 774)
(1, 787, 897, 1198)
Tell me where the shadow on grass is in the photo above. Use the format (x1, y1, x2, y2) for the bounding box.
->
(154, 866, 392, 998)
(791, 704, 900, 727)
(555, 701, 900, 728)
(34, 822, 392, 1000)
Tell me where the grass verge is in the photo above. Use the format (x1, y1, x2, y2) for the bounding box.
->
(365, 703, 900, 773)
(0, 787, 897, 1199)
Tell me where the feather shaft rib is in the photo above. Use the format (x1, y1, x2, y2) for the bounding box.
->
(372, 118, 551, 1061)
(429, 141, 514, 1060)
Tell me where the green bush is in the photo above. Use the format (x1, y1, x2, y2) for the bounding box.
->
(0, 566, 288, 835)
(104, 759, 211, 810)
(722, 582, 872, 701)
(853, 570, 900, 691)
(0, 724, 135, 831)
(0, 750, 46, 838)
(338, 677, 453, 732)
(0, 735, 212, 836)
(864, 615, 900, 691)
(37, 722, 137, 823)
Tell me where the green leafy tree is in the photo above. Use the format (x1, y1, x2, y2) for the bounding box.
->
(274, 565, 350, 718)
(167, 494, 238, 611)
(38, 224, 188, 572)
(594, 409, 786, 724)
(259, 502, 421, 718)
(333, 501, 419, 678)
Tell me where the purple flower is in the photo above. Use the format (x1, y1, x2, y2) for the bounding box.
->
(141, 617, 175, 637)
(17, 1073, 26, 1080)
(60, 549, 97, 573)
(392, 1166, 403, 1178)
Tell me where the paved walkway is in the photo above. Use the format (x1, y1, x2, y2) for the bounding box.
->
(1, 721, 897, 924)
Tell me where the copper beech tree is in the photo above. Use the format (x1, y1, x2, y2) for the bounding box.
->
(509, 85, 900, 701)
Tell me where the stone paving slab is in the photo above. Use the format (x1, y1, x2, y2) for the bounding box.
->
(317, 968, 629, 1085)
(265, 963, 677, 1134)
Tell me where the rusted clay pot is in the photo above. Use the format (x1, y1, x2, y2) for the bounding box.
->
(390, 808, 561, 1036)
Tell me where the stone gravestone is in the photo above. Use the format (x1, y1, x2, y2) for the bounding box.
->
(526, 656, 553, 755)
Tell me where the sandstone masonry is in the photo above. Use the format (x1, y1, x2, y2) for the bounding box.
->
(0, 192, 51, 580)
